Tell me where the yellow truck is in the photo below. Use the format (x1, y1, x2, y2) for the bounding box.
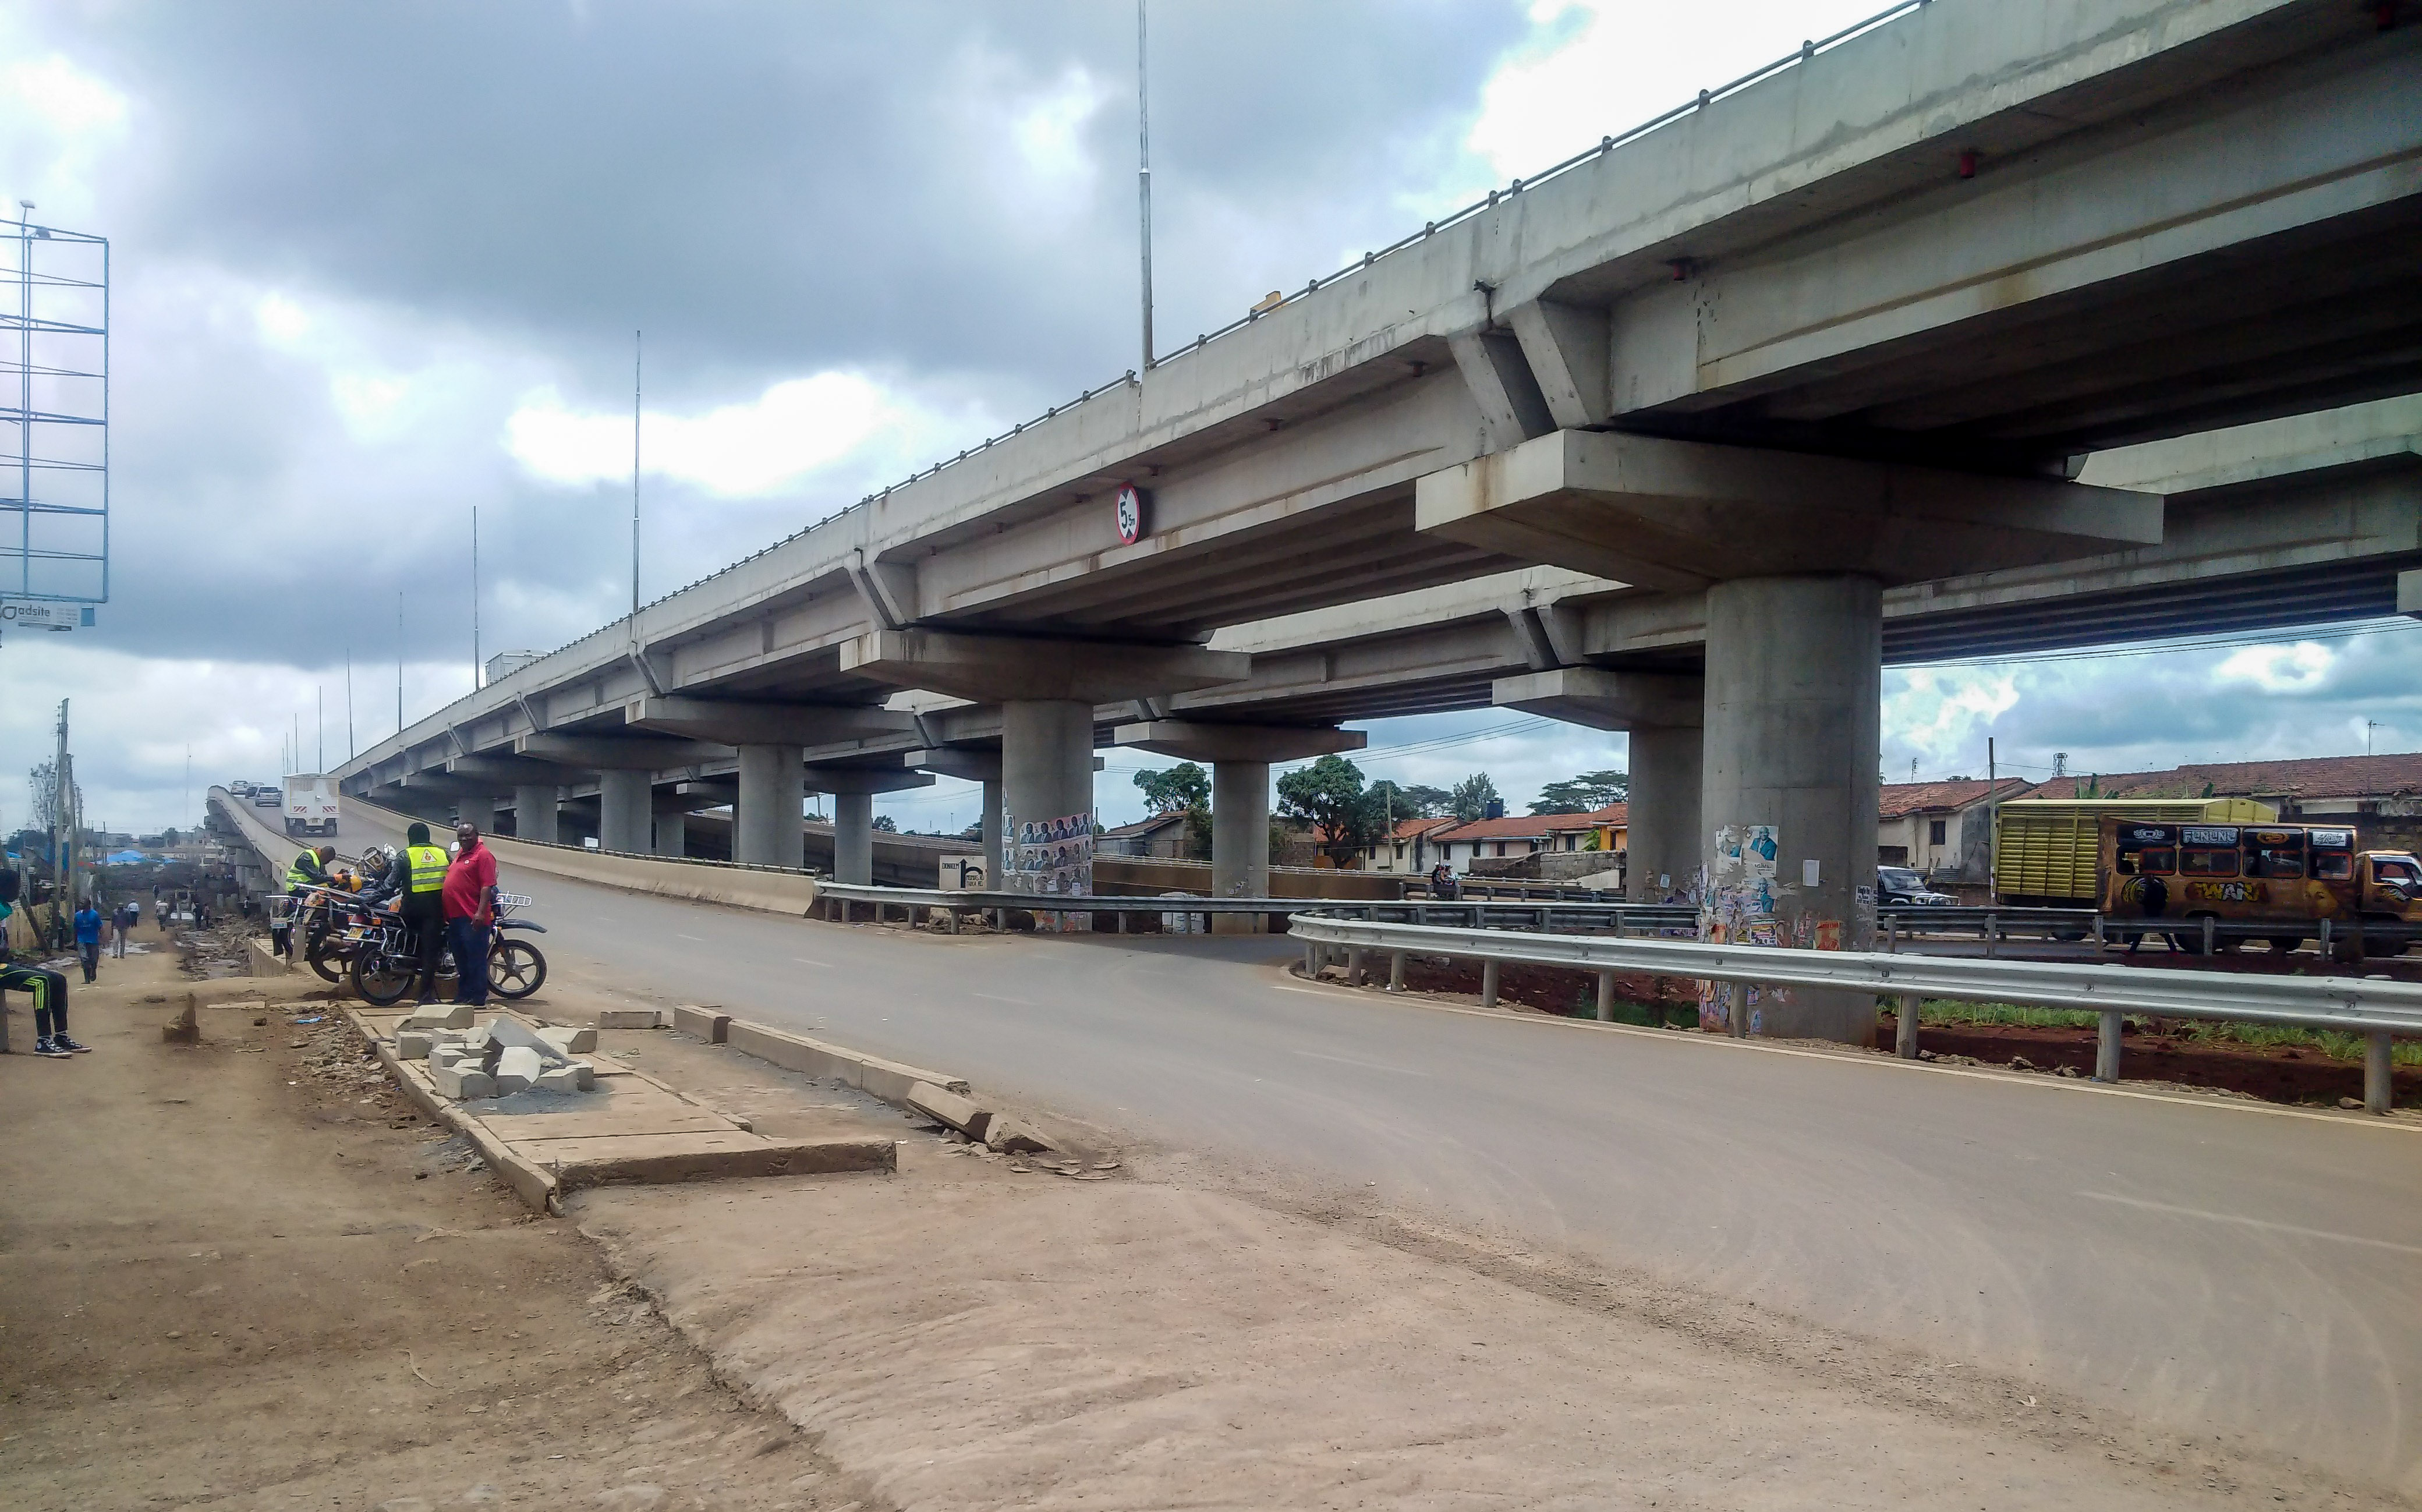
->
(2099, 818, 2421, 957)
(1992, 798, 2276, 907)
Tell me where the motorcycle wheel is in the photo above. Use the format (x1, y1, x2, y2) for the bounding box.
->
(306, 934, 346, 983)
(350, 944, 417, 1007)
(488, 937, 547, 999)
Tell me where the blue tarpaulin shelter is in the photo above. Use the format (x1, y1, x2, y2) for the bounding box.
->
(103, 849, 150, 865)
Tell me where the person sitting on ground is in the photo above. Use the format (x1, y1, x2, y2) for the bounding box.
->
(1, 898, 86, 1057)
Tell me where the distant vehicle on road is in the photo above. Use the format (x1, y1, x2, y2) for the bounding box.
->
(2101, 818, 2422, 958)
(253, 786, 282, 807)
(1876, 866, 1955, 907)
(282, 774, 340, 837)
(230, 779, 254, 796)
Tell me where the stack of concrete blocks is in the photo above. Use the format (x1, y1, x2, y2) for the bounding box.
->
(394, 1016, 599, 1101)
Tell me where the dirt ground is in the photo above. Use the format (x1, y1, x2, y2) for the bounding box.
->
(0, 934, 876, 1511)
(5, 925, 2406, 1511)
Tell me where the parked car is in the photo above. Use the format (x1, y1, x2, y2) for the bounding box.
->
(1878, 866, 1956, 906)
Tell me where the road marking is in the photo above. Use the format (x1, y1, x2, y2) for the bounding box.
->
(971, 991, 1033, 1006)
(677, 933, 704, 942)
(2078, 1191, 2422, 1256)
(1270, 982, 1366, 1003)
(1291, 1049, 1431, 1078)
(792, 957, 833, 968)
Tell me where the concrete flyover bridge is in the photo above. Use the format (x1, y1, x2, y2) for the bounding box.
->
(335, 0, 2422, 1036)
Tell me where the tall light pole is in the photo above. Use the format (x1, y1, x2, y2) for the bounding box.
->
(396, 591, 405, 735)
(345, 648, 355, 759)
(632, 330, 642, 626)
(472, 502, 481, 688)
(1135, 2, 1154, 373)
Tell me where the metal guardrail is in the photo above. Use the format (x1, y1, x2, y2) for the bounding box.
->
(1284, 914, 2422, 1114)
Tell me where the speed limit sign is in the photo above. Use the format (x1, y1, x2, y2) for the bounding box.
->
(1114, 482, 1149, 546)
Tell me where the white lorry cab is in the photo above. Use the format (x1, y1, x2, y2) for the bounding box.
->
(283, 774, 341, 838)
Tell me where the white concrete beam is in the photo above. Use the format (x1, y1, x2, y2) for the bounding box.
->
(514, 732, 728, 769)
(1492, 668, 1700, 731)
(1449, 330, 1555, 453)
(1416, 430, 2163, 590)
(620, 694, 909, 746)
(1508, 300, 1609, 431)
(841, 629, 1249, 704)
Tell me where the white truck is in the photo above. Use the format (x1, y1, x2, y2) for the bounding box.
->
(282, 773, 341, 838)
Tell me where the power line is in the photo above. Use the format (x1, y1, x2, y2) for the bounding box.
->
(1915, 617, 2420, 670)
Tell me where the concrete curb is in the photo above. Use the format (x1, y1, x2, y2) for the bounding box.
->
(720, 1017, 970, 1106)
(353, 1010, 563, 1212)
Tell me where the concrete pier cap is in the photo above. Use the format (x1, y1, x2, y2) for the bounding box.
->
(843, 630, 1255, 902)
(1493, 668, 1701, 904)
(1113, 721, 1368, 927)
(1425, 431, 2161, 1043)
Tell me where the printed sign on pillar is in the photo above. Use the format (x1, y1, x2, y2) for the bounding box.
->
(1010, 812, 1095, 932)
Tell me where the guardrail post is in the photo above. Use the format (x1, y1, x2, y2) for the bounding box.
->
(1728, 982, 1748, 1038)
(1115, 911, 1129, 934)
(1884, 918, 1897, 954)
(1895, 993, 1919, 1059)
(2095, 1011, 2123, 1083)
(1986, 912, 1999, 958)
(2319, 918, 2331, 959)
(1347, 948, 1366, 986)
(2093, 915, 2105, 954)
(1389, 950, 1406, 992)
(1481, 959, 1500, 1008)
(2201, 915, 2215, 957)
(2366, 1032, 2393, 1116)
(1596, 970, 1615, 1022)
(1302, 941, 1318, 978)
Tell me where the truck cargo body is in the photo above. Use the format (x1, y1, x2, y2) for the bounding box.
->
(1992, 798, 2275, 906)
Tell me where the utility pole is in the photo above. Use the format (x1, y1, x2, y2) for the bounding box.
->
(346, 648, 355, 760)
(317, 685, 324, 770)
(2370, 720, 2383, 756)
(1135, 0, 1155, 373)
(396, 592, 404, 735)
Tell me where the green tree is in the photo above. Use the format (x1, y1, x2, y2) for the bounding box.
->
(1134, 763, 1210, 815)
(1449, 771, 1501, 821)
(1529, 769, 1628, 815)
(871, 815, 898, 833)
(1277, 755, 1379, 866)
(1367, 780, 1453, 820)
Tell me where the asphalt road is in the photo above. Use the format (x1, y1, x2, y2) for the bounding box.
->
(261, 798, 2422, 1484)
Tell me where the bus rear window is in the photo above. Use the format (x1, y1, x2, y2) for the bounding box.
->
(2180, 849, 2238, 876)
(2314, 851, 2353, 881)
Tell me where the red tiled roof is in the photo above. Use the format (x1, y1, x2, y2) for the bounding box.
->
(2020, 753, 2422, 802)
(1542, 802, 1626, 830)
(1878, 778, 2030, 819)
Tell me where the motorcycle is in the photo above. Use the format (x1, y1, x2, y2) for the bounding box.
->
(348, 893, 548, 1007)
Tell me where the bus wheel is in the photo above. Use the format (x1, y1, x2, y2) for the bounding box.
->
(2267, 936, 2305, 955)
(2362, 916, 2407, 959)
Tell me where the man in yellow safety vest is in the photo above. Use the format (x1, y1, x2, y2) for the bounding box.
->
(396, 823, 452, 1005)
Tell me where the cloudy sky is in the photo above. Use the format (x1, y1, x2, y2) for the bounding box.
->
(2, 0, 2414, 839)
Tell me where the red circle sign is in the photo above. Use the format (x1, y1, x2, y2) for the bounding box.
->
(1114, 483, 1148, 546)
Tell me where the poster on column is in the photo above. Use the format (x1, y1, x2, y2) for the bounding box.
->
(1010, 812, 1095, 932)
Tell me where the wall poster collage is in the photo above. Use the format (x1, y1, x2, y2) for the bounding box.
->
(1006, 809, 1095, 932)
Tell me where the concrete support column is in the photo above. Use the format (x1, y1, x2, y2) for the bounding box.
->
(1701, 574, 1881, 1043)
(598, 770, 651, 854)
(833, 791, 874, 886)
(735, 743, 803, 869)
(1627, 726, 1703, 903)
(456, 794, 500, 837)
(653, 811, 687, 858)
(512, 784, 560, 845)
(980, 778, 1003, 887)
(1212, 759, 1272, 931)
(1000, 700, 1096, 891)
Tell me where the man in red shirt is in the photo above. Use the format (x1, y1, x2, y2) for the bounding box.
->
(442, 820, 501, 1005)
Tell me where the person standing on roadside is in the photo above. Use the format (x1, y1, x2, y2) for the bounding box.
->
(72, 900, 103, 984)
(111, 899, 134, 957)
(441, 821, 498, 1007)
(387, 824, 452, 1005)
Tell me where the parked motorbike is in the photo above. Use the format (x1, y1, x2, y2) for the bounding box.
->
(348, 893, 548, 1007)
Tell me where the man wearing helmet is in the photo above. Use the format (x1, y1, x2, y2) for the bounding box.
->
(360, 825, 451, 1004)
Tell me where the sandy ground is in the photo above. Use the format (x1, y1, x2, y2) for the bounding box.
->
(5, 926, 2406, 1510)
(578, 1142, 2386, 1512)
(0, 934, 876, 1511)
